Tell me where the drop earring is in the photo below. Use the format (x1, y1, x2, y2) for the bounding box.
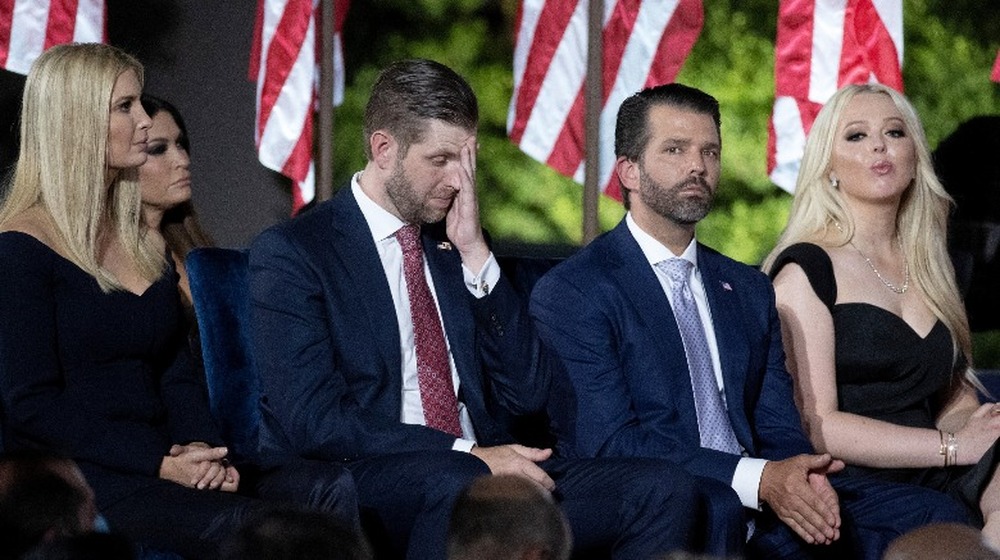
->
(829, 176, 839, 189)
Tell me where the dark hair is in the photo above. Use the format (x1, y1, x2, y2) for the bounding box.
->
(363, 59, 478, 159)
(220, 507, 371, 560)
(448, 475, 570, 560)
(140, 94, 190, 153)
(138, 94, 213, 263)
(614, 83, 721, 207)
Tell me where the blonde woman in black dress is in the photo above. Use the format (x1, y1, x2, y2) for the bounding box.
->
(764, 83, 1000, 548)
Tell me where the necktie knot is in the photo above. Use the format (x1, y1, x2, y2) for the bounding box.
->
(658, 258, 692, 285)
(396, 224, 422, 253)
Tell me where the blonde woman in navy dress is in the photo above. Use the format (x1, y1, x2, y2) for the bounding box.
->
(0, 44, 354, 558)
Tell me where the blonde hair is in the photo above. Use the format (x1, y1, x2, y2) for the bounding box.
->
(762, 83, 973, 378)
(0, 43, 164, 291)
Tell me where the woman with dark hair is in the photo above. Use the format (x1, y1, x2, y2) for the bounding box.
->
(138, 93, 213, 307)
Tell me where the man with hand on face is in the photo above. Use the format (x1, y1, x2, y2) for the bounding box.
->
(529, 83, 969, 559)
(249, 59, 698, 560)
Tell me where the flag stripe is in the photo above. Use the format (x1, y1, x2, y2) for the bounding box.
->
(839, 0, 902, 90)
(0, 0, 15, 68)
(5, 1, 51, 74)
(646, 0, 702, 86)
(596, 0, 690, 195)
(44, 0, 79, 48)
(509, 0, 703, 201)
(543, 0, 636, 179)
(768, 0, 902, 192)
(254, 0, 349, 214)
(774, 0, 815, 98)
(808, 0, 845, 102)
(599, 0, 702, 193)
(71, 0, 104, 43)
(1, 0, 104, 74)
(257, 1, 312, 143)
(509, 0, 581, 147)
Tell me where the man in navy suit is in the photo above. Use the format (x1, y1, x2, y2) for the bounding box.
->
(529, 83, 969, 559)
(248, 59, 698, 560)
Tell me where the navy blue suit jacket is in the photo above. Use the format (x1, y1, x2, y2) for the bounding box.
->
(249, 187, 551, 463)
(530, 220, 813, 487)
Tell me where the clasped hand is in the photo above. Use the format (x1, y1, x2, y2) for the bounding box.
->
(159, 442, 239, 492)
(759, 453, 843, 545)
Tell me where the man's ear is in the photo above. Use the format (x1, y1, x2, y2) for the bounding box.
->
(616, 155, 640, 197)
(369, 130, 396, 170)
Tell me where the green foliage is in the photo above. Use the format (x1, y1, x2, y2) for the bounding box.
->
(975, 331, 1000, 372)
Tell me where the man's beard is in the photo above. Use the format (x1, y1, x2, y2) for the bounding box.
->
(638, 169, 714, 226)
(384, 160, 450, 224)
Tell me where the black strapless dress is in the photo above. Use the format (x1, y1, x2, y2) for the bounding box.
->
(770, 242, 999, 525)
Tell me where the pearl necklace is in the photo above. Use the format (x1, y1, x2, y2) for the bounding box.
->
(834, 222, 909, 294)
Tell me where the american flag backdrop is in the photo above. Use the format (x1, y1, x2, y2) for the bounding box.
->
(767, 0, 903, 193)
(507, 0, 703, 201)
(251, 0, 349, 214)
(0, 0, 105, 74)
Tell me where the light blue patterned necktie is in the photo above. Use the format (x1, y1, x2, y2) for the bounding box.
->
(658, 258, 741, 454)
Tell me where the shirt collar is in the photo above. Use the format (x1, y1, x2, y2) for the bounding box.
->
(625, 212, 698, 268)
(352, 171, 408, 244)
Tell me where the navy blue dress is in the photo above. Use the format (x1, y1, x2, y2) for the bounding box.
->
(0, 232, 354, 558)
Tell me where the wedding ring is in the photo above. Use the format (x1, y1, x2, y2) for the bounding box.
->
(992, 404, 1000, 415)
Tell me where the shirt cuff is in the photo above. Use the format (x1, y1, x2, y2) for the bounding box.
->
(732, 457, 768, 510)
(452, 438, 476, 453)
(462, 253, 500, 299)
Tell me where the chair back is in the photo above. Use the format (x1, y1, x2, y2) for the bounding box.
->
(186, 247, 260, 464)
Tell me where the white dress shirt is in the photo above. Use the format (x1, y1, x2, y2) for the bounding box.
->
(626, 213, 766, 510)
(352, 174, 500, 452)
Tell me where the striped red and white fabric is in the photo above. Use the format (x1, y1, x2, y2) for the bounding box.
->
(992, 49, 999, 83)
(251, 0, 349, 214)
(508, 0, 703, 201)
(767, 0, 903, 193)
(0, 0, 105, 75)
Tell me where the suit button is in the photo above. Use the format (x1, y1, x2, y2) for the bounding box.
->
(741, 451, 750, 457)
(490, 314, 504, 336)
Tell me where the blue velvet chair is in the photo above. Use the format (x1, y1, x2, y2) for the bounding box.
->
(186, 247, 260, 465)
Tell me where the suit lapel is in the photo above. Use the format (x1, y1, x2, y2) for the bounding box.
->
(697, 245, 753, 448)
(603, 223, 702, 439)
(328, 190, 404, 394)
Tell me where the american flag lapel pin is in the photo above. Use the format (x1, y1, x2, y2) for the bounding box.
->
(721, 281, 733, 291)
(437, 241, 453, 251)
